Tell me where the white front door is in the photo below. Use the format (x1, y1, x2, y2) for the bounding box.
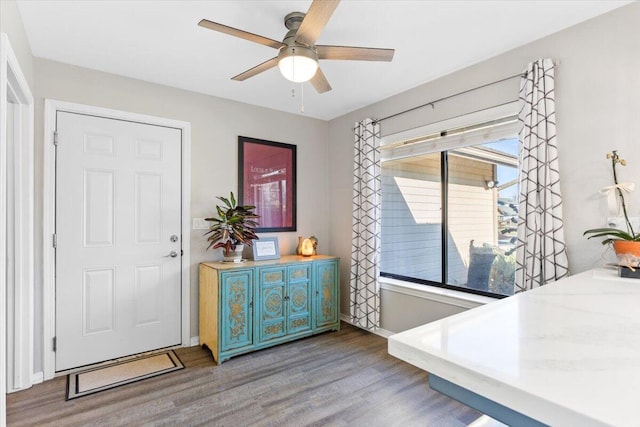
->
(55, 111, 182, 371)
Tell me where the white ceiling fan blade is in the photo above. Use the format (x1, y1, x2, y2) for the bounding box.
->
(199, 19, 285, 49)
(310, 68, 332, 94)
(295, 0, 340, 47)
(231, 57, 279, 81)
(317, 45, 395, 62)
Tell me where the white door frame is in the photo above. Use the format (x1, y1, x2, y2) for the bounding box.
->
(1, 31, 35, 415)
(43, 99, 191, 380)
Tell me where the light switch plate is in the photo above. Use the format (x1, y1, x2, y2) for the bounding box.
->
(192, 218, 210, 230)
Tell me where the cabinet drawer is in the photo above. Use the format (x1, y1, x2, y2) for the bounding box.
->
(289, 265, 310, 282)
(261, 269, 285, 285)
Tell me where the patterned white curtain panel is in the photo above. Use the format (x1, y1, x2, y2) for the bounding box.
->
(515, 58, 569, 292)
(350, 118, 381, 329)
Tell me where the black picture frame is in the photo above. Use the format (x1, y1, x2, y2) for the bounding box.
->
(238, 136, 297, 232)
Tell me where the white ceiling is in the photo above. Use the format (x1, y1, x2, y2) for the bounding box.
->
(17, 0, 629, 120)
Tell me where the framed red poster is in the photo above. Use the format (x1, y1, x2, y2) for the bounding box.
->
(238, 136, 296, 232)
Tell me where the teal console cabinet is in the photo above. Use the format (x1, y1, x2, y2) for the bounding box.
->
(199, 255, 340, 364)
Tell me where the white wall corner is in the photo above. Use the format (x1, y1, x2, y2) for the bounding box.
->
(190, 336, 200, 347)
(2, 31, 36, 399)
(340, 314, 393, 339)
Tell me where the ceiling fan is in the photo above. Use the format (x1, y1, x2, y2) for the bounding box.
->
(198, 0, 395, 94)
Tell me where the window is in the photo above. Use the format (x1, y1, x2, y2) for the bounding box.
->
(380, 112, 519, 297)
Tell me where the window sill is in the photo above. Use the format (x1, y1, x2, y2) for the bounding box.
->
(379, 277, 499, 309)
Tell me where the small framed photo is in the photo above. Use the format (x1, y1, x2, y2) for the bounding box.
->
(252, 237, 280, 261)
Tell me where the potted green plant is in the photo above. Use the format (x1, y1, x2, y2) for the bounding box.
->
(583, 150, 640, 268)
(205, 192, 259, 262)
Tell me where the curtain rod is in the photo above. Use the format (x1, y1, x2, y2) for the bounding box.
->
(374, 72, 526, 125)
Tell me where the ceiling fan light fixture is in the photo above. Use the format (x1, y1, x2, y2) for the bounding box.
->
(278, 45, 319, 83)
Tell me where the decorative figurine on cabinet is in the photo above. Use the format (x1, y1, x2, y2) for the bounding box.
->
(298, 235, 318, 256)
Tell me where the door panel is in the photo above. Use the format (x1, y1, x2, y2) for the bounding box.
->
(55, 112, 182, 371)
(287, 265, 311, 334)
(220, 270, 253, 351)
(258, 267, 286, 342)
(315, 261, 338, 328)
(83, 169, 114, 246)
(135, 173, 162, 244)
(82, 268, 115, 334)
(134, 265, 162, 325)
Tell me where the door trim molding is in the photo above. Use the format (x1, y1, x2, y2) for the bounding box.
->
(43, 99, 191, 380)
(1, 31, 35, 404)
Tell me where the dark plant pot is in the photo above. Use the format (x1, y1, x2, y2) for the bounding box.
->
(613, 241, 640, 268)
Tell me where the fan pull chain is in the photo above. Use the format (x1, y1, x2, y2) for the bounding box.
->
(289, 86, 304, 115)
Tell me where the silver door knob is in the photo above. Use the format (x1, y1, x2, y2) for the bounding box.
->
(165, 251, 178, 258)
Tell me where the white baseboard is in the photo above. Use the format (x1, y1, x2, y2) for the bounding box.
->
(6, 371, 43, 393)
(189, 319, 392, 348)
(373, 327, 394, 338)
(340, 314, 394, 339)
(32, 371, 44, 384)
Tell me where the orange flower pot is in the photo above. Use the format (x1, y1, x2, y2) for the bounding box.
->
(613, 241, 640, 268)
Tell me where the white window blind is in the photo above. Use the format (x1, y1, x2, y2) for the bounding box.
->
(381, 102, 520, 162)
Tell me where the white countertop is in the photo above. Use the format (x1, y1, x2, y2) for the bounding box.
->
(388, 268, 640, 427)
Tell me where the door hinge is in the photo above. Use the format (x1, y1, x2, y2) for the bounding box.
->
(181, 249, 184, 256)
(52, 233, 57, 248)
(53, 336, 57, 352)
(53, 131, 59, 146)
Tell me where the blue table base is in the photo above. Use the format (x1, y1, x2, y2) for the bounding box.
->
(428, 374, 548, 427)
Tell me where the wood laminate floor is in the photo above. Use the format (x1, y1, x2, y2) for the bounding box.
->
(7, 323, 483, 426)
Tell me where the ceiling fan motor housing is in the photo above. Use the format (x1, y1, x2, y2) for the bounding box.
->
(278, 11, 319, 82)
(284, 12, 306, 31)
(278, 45, 317, 62)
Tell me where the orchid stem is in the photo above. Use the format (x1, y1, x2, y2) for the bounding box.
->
(611, 150, 635, 237)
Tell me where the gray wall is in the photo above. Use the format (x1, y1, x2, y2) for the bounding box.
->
(328, 2, 640, 333)
(380, 290, 475, 333)
(0, 0, 33, 87)
(32, 59, 330, 370)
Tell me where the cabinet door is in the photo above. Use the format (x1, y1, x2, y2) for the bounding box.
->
(220, 270, 254, 351)
(315, 260, 339, 328)
(287, 264, 312, 334)
(258, 267, 286, 342)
